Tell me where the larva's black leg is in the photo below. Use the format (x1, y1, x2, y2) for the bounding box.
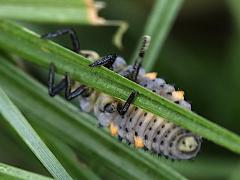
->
(65, 73, 87, 101)
(48, 63, 86, 101)
(143, 146, 148, 151)
(126, 140, 131, 145)
(118, 135, 123, 142)
(98, 123, 103, 128)
(89, 53, 117, 70)
(118, 91, 138, 116)
(128, 62, 142, 82)
(48, 63, 67, 97)
(127, 35, 151, 82)
(41, 28, 80, 53)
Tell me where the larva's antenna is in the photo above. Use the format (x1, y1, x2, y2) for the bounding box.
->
(131, 35, 151, 82)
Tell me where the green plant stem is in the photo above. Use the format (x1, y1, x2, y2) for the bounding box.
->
(0, 87, 72, 179)
(0, 20, 239, 154)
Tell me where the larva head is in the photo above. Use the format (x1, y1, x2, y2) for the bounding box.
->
(178, 136, 198, 152)
(173, 134, 201, 160)
(93, 94, 118, 127)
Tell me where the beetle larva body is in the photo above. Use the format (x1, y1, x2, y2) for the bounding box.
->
(80, 56, 202, 160)
(42, 29, 202, 160)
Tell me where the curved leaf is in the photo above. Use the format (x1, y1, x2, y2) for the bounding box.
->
(0, 87, 72, 179)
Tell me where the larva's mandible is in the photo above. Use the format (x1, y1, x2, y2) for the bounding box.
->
(42, 29, 202, 160)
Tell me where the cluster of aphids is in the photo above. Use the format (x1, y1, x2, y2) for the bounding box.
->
(41, 29, 202, 160)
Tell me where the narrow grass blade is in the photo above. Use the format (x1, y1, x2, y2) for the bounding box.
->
(0, 0, 103, 24)
(131, 0, 184, 71)
(0, 87, 72, 180)
(0, 162, 52, 180)
(0, 0, 127, 48)
(0, 20, 239, 155)
(42, 133, 101, 180)
(0, 57, 186, 180)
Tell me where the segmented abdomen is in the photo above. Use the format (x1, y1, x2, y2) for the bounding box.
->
(79, 57, 201, 160)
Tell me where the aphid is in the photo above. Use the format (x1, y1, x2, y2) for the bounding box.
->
(41, 29, 202, 160)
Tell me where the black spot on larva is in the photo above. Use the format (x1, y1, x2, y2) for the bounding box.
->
(153, 137, 156, 142)
(129, 118, 132, 122)
(165, 130, 170, 137)
(153, 119, 157, 123)
(169, 142, 173, 147)
(119, 126, 122, 129)
(157, 130, 160, 135)
(143, 146, 148, 151)
(118, 135, 123, 141)
(125, 128, 129, 133)
(175, 101, 180, 104)
(160, 141, 164, 145)
(144, 135, 148, 140)
(135, 132, 138, 136)
(160, 84, 164, 88)
(152, 79, 155, 82)
(98, 123, 103, 128)
(149, 127, 152, 131)
(144, 84, 147, 87)
(167, 92, 172, 95)
(144, 112, 147, 116)
(152, 90, 156, 92)
(139, 122, 142, 126)
(135, 107, 138, 111)
(161, 124, 165, 128)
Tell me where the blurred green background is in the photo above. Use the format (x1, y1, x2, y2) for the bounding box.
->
(0, 0, 240, 179)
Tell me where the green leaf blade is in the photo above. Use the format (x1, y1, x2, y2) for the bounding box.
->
(0, 0, 99, 24)
(0, 87, 72, 180)
(0, 162, 53, 180)
(131, 0, 184, 71)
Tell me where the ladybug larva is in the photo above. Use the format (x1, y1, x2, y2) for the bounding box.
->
(41, 29, 202, 160)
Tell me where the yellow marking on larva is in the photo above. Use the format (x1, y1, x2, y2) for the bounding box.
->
(110, 122, 118, 136)
(144, 72, 157, 80)
(172, 91, 184, 101)
(134, 136, 144, 148)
